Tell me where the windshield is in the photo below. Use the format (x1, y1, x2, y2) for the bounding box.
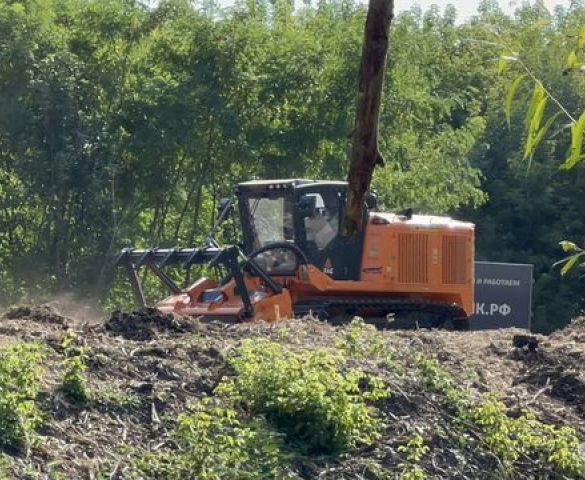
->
(247, 196, 294, 249)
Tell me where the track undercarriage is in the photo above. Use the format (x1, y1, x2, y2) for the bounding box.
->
(293, 298, 470, 330)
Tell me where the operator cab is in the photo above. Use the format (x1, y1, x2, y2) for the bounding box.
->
(236, 179, 367, 280)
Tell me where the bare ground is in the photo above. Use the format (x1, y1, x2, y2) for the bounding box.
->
(0, 304, 584, 479)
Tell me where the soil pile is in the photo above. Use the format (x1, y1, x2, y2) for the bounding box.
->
(105, 307, 203, 340)
(0, 306, 582, 479)
(550, 315, 585, 344)
(2, 303, 71, 327)
(0, 303, 72, 347)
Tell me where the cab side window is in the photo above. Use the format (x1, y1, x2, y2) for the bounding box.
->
(304, 192, 339, 251)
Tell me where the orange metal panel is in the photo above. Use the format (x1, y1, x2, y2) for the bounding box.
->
(294, 214, 475, 317)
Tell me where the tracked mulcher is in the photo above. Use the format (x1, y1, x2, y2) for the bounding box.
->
(117, 179, 474, 330)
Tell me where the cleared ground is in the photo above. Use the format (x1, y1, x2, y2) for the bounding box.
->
(0, 304, 584, 479)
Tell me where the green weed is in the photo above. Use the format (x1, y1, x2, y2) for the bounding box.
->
(0, 343, 45, 449)
(416, 355, 585, 477)
(398, 434, 430, 480)
(336, 317, 394, 361)
(138, 400, 294, 480)
(217, 338, 389, 454)
(60, 334, 91, 403)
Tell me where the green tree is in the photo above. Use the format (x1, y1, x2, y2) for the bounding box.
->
(486, 1, 585, 330)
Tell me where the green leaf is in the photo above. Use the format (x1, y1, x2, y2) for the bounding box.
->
(562, 110, 585, 169)
(506, 74, 527, 131)
(559, 241, 579, 253)
(560, 253, 584, 276)
(525, 112, 561, 161)
(524, 95, 548, 161)
(567, 51, 578, 69)
(561, 153, 585, 170)
(531, 95, 548, 132)
(527, 84, 545, 127)
(579, 25, 585, 49)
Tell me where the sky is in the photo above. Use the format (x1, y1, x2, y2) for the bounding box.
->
(394, 0, 573, 22)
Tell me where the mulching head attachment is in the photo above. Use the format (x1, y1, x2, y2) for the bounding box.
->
(116, 245, 293, 323)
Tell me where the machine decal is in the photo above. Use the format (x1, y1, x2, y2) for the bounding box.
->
(324, 258, 334, 275)
(362, 267, 383, 274)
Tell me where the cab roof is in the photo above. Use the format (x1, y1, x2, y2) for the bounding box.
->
(237, 179, 347, 191)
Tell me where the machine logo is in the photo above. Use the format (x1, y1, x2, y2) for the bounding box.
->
(324, 258, 334, 275)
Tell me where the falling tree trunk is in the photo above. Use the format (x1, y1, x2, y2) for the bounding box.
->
(343, 0, 394, 236)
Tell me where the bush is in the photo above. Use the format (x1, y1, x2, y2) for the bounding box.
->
(138, 401, 293, 480)
(60, 334, 91, 403)
(217, 339, 388, 454)
(417, 356, 585, 477)
(470, 396, 584, 475)
(336, 317, 394, 361)
(0, 343, 45, 449)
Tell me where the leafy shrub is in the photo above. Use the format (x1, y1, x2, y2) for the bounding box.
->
(61, 354, 90, 403)
(60, 334, 90, 403)
(217, 339, 388, 454)
(138, 401, 294, 480)
(417, 355, 470, 409)
(0, 343, 45, 449)
(417, 356, 585, 477)
(470, 396, 584, 475)
(398, 434, 430, 480)
(336, 317, 394, 361)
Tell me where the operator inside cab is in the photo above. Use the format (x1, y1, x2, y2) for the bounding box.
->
(304, 194, 339, 251)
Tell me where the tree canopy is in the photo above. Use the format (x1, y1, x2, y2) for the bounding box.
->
(0, 0, 584, 332)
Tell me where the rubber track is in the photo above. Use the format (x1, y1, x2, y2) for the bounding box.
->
(293, 297, 469, 330)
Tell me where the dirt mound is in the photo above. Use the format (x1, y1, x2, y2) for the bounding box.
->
(105, 307, 203, 340)
(1, 303, 70, 327)
(504, 319, 585, 423)
(551, 315, 585, 342)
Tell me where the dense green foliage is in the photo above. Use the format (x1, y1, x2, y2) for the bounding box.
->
(60, 333, 91, 403)
(139, 401, 294, 479)
(218, 338, 388, 454)
(0, 343, 45, 450)
(417, 356, 585, 477)
(0, 0, 584, 331)
(500, 5, 585, 294)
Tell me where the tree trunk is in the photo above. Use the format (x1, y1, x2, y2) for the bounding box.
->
(342, 0, 394, 236)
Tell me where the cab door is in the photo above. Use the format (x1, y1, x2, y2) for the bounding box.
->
(294, 185, 366, 281)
